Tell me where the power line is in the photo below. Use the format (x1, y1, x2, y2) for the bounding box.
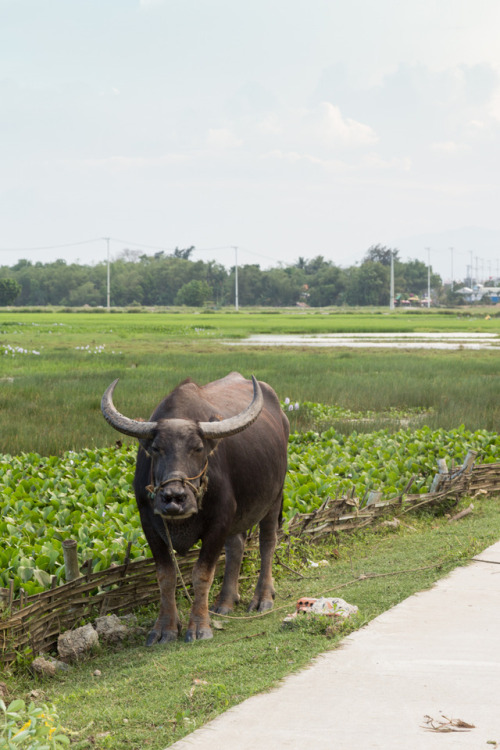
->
(0, 236, 281, 263)
(109, 238, 236, 253)
(0, 238, 102, 252)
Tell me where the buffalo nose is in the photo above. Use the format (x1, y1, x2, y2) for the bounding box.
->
(155, 482, 188, 516)
(163, 483, 187, 503)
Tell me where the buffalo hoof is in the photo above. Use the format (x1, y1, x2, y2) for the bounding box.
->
(211, 602, 234, 616)
(185, 627, 213, 643)
(248, 598, 274, 613)
(146, 629, 179, 646)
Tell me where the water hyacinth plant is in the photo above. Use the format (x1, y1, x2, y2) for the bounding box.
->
(282, 397, 300, 412)
(0, 415, 498, 597)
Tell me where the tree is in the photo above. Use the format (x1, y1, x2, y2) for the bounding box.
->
(173, 246, 195, 260)
(225, 265, 263, 306)
(401, 259, 442, 297)
(118, 248, 142, 263)
(364, 244, 399, 266)
(175, 279, 211, 306)
(303, 255, 331, 275)
(0, 278, 21, 305)
(65, 281, 102, 307)
(346, 262, 389, 306)
(260, 268, 301, 306)
(308, 265, 345, 306)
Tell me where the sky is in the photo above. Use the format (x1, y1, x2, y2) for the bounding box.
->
(1, 0, 500, 283)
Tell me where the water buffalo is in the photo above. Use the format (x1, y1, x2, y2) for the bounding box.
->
(101, 372, 289, 643)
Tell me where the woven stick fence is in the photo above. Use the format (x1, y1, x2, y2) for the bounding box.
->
(1, 451, 499, 666)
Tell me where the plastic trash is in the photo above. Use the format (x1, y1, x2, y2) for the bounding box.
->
(283, 597, 358, 625)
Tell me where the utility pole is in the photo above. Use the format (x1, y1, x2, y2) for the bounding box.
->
(425, 247, 431, 308)
(104, 237, 111, 311)
(234, 246, 239, 312)
(389, 250, 394, 310)
(449, 247, 454, 292)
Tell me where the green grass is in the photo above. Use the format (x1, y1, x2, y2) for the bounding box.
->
(0, 310, 499, 453)
(3, 496, 500, 749)
(1, 306, 499, 337)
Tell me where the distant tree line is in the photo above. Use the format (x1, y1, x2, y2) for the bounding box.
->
(0, 245, 453, 307)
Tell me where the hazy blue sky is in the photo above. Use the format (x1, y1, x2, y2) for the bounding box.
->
(1, 0, 500, 281)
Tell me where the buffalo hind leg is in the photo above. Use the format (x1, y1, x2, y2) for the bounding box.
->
(212, 533, 245, 615)
(147, 558, 182, 645)
(248, 501, 281, 612)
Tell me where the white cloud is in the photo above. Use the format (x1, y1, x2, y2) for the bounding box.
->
(243, 103, 378, 161)
(206, 128, 243, 150)
(431, 141, 465, 154)
(360, 154, 412, 171)
(256, 115, 283, 136)
(260, 149, 410, 174)
(59, 154, 192, 171)
(261, 150, 328, 167)
(314, 102, 378, 149)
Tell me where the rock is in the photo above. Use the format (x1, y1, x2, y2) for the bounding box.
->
(119, 614, 138, 627)
(29, 689, 46, 700)
(58, 623, 99, 662)
(95, 614, 128, 644)
(380, 518, 401, 529)
(32, 656, 70, 676)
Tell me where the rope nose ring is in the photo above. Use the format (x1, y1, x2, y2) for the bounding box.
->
(146, 460, 209, 505)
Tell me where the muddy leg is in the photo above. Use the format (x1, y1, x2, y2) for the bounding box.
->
(185, 557, 218, 642)
(248, 503, 280, 613)
(212, 533, 245, 615)
(147, 558, 182, 645)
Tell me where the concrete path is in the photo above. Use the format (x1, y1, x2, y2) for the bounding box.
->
(168, 541, 500, 749)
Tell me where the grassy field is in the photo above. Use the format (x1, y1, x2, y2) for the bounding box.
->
(1, 307, 499, 749)
(0, 308, 499, 453)
(4, 499, 500, 749)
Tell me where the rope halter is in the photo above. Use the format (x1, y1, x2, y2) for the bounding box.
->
(146, 460, 209, 507)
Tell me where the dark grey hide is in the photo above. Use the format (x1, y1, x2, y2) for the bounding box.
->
(101, 372, 289, 644)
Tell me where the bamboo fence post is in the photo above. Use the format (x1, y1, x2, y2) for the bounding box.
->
(461, 450, 478, 473)
(366, 491, 383, 507)
(62, 539, 80, 582)
(430, 455, 450, 493)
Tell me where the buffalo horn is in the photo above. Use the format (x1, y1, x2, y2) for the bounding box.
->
(198, 375, 264, 439)
(101, 379, 158, 439)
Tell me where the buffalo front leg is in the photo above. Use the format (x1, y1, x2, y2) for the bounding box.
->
(147, 558, 182, 645)
(185, 554, 219, 642)
(212, 533, 245, 615)
(248, 505, 280, 612)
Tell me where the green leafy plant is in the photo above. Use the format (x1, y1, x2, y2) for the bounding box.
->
(0, 699, 69, 749)
(0, 417, 498, 596)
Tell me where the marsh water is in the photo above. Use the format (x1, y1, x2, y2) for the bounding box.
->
(227, 332, 500, 350)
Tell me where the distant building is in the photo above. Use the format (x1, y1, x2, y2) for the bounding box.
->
(456, 284, 500, 303)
